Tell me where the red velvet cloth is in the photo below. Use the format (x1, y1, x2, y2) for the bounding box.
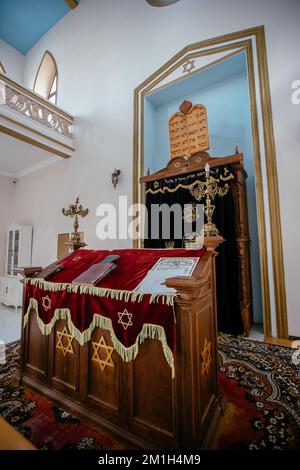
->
(25, 248, 205, 360)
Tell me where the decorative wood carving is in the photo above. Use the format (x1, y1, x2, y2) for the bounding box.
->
(201, 338, 212, 376)
(169, 101, 209, 159)
(91, 336, 115, 372)
(56, 326, 74, 357)
(140, 152, 253, 336)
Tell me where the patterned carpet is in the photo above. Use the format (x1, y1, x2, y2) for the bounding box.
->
(0, 337, 299, 449)
(214, 336, 300, 449)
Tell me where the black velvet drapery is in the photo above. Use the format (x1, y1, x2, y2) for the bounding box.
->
(144, 166, 244, 335)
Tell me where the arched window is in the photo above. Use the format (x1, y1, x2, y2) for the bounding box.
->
(33, 51, 58, 104)
(0, 62, 6, 74)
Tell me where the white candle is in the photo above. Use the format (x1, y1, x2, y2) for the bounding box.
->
(205, 163, 210, 173)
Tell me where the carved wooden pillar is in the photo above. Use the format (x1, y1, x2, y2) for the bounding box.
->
(230, 163, 252, 336)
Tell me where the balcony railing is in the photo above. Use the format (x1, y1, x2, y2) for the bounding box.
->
(0, 72, 74, 158)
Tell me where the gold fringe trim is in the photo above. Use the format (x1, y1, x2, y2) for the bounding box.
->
(26, 278, 176, 306)
(24, 299, 175, 377)
(145, 179, 201, 195)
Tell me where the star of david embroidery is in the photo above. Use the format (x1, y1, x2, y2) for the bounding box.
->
(42, 295, 52, 311)
(118, 309, 133, 330)
(183, 59, 195, 74)
(92, 336, 114, 372)
(56, 326, 74, 357)
(72, 256, 82, 262)
(201, 337, 212, 376)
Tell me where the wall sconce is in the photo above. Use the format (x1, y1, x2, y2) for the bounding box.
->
(112, 169, 121, 189)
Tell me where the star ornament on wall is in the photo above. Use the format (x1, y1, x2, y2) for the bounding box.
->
(118, 309, 133, 330)
(92, 336, 114, 372)
(42, 295, 52, 311)
(183, 59, 195, 74)
(56, 326, 74, 357)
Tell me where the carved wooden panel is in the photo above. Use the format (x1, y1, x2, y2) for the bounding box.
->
(25, 311, 47, 381)
(169, 103, 209, 159)
(85, 328, 120, 413)
(131, 338, 174, 441)
(51, 319, 78, 396)
(186, 105, 209, 154)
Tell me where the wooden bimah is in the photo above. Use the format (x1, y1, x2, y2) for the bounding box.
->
(18, 240, 224, 449)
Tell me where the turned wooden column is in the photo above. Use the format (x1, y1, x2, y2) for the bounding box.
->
(230, 162, 252, 336)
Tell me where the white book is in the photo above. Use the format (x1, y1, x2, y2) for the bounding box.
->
(135, 257, 199, 294)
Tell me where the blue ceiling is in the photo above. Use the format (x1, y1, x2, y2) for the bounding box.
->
(0, 0, 80, 55)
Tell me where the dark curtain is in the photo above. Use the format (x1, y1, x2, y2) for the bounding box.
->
(144, 166, 243, 335)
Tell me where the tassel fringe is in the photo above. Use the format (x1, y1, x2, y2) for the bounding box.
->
(24, 299, 175, 377)
(26, 278, 176, 306)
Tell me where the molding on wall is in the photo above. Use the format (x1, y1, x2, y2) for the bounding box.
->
(17, 157, 60, 178)
(133, 26, 288, 339)
(0, 170, 14, 177)
(64, 0, 79, 9)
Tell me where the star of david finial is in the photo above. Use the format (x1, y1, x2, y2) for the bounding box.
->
(183, 59, 195, 74)
(201, 337, 212, 376)
(56, 326, 74, 357)
(117, 309, 133, 330)
(92, 336, 114, 372)
(42, 295, 52, 311)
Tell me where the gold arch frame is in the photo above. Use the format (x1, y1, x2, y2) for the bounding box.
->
(132, 26, 288, 339)
(33, 50, 58, 104)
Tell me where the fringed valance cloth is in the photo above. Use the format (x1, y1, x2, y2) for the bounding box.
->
(24, 248, 205, 376)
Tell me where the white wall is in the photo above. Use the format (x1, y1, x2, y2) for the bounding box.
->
(12, 0, 300, 336)
(0, 39, 24, 82)
(0, 175, 15, 275)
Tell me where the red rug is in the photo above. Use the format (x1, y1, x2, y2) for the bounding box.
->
(0, 338, 299, 449)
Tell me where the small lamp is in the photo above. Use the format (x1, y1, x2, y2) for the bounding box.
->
(112, 169, 121, 189)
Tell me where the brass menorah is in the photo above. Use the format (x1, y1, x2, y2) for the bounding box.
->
(190, 164, 233, 237)
(62, 197, 89, 250)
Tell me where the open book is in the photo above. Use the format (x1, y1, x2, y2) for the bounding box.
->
(135, 257, 199, 294)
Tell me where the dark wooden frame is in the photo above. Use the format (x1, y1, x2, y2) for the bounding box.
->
(140, 151, 252, 335)
(18, 238, 224, 449)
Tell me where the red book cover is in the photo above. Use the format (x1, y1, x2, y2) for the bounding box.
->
(72, 262, 116, 285)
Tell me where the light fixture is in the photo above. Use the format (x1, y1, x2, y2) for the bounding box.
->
(112, 169, 121, 189)
(145, 0, 181, 7)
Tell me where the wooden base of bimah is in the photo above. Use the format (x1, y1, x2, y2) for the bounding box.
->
(18, 241, 225, 450)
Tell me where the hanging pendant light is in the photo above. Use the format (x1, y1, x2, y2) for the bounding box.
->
(145, 0, 181, 7)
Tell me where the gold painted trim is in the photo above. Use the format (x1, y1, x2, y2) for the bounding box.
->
(144, 43, 247, 96)
(64, 0, 79, 9)
(0, 113, 74, 151)
(133, 26, 288, 339)
(255, 27, 288, 338)
(245, 41, 271, 336)
(0, 72, 72, 121)
(0, 125, 71, 159)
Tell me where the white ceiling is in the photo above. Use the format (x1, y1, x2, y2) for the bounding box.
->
(0, 131, 60, 177)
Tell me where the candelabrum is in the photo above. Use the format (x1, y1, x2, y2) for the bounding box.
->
(62, 197, 89, 250)
(190, 164, 232, 237)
